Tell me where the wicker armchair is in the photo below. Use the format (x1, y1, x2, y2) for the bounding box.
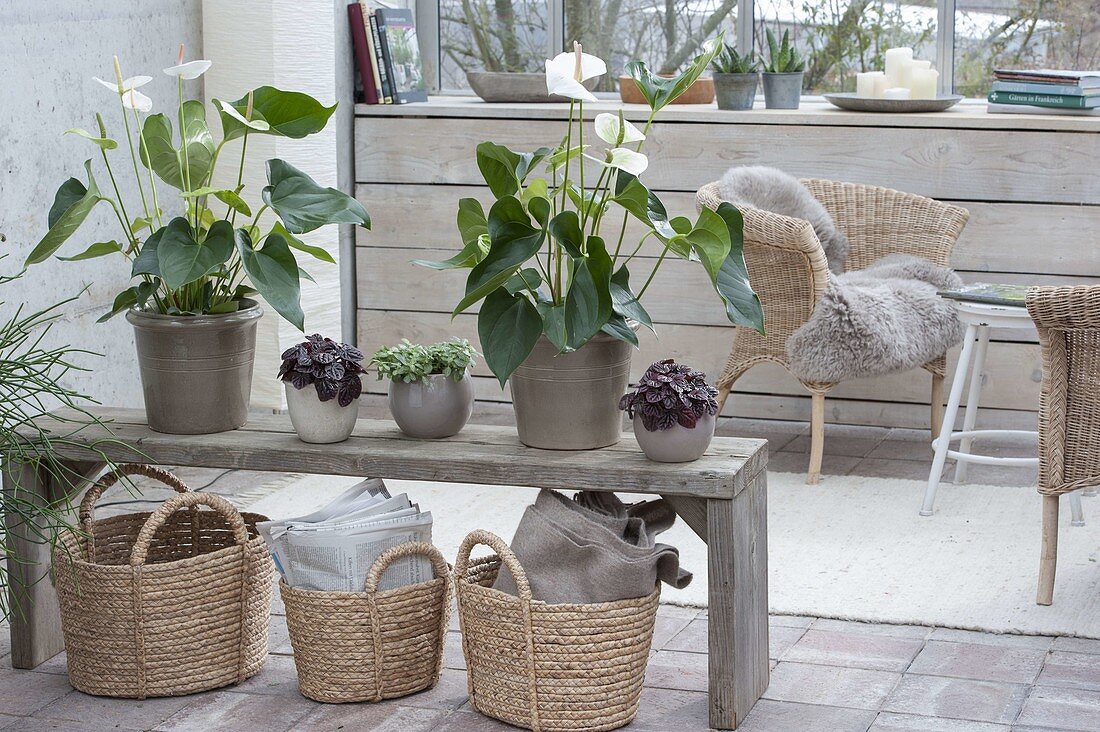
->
(697, 179, 970, 484)
(1026, 285, 1100, 605)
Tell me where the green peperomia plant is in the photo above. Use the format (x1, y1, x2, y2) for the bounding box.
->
(414, 37, 763, 386)
(26, 49, 370, 330)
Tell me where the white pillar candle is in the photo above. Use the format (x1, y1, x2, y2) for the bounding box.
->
(884, 47, 913, 88)
(872, 74, 890, 98)
(883, 87, 911, 100)
(902, 59, 932, 90)
(909, 68, 939, 99)
(856, 71, 887, 98)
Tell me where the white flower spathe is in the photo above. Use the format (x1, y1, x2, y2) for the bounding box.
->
(93, 75, 152, 94)
(594, 113, 645, 146)
(163, 60, 212, 79)
(585, 148, 649, 176)
(121, 89, 153, 113)
(545, 46, 606, 102)
(217, 100, 271, 131)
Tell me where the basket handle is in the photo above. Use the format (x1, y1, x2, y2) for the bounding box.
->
(129, 492, 250, 567)
(454, 529, 532, 603)
(364, 541, 450, 594)
(80, 464, 191, 527)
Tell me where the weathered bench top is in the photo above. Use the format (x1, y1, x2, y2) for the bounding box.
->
(23, 408, 767, 499)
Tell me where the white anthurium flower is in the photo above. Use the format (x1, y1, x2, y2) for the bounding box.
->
(121, 89, 153, 113)
(545, 42, 606, 102)
(594, 112, 645, 146)
(93, 75, 152, 94)
(163, 59, 212, 79)
(586, 147, 649, 176)
(217, 100, 271, 131)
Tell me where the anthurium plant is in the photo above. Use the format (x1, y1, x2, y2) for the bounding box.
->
(415, 37, 763, 386)
(26, 48, 370, 330)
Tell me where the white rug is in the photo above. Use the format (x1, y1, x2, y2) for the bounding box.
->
(244, 472, 1100, 639)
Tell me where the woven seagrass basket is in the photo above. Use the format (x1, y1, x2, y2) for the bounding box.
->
(53, 464, 275, 699)
(455, 530, 660, 732)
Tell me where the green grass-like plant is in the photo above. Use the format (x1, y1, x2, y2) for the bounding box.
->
(764, 29, 806, 73)
(370, 339, 478, 383)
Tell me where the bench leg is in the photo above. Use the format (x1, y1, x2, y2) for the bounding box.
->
(3, 459, 100, 668)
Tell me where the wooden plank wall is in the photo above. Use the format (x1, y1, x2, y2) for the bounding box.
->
(353, 101, 1100, 429)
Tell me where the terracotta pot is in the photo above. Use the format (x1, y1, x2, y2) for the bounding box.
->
(633, 413, 716, 463)
(619, 75, 715, 105)
(388, 373, 474, 438)
(510, 333, 634, 450)
(127, 301, 261, 434)
(284, 382, 359, 444)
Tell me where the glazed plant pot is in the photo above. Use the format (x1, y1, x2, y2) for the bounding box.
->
(127, 301, 262, 435)
(510, 333, 634, 450)
(284, 383, 359, 444)
(619, 75, 715, 105)
(633, 413, 716, 463)
(762, 72, 804, 109)
(713, 72, 759, 110)
(389, 373, 475, 439)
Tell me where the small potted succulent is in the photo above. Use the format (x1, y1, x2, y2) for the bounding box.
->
(278, 334, 364, 443)
(761, 29, 806, 109)
(619, 359, 719, 462)
(711, 44, 759, 111)
(370, 339, 477, 438)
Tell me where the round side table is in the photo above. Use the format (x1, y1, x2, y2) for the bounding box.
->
(920, 300, 1084, 523)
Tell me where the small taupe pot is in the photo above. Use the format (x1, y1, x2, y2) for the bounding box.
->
(633, 413, 716, 463)
(127, 301, 262, 435)
(388, 373, 474, 438)
(510, 332, 634, 450)
(762, 72, 804, 109)
(284, 383, 359, 443)
(713, 72, 759, 110)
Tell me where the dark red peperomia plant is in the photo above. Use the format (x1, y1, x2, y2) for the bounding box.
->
(619, 359, 719, 432)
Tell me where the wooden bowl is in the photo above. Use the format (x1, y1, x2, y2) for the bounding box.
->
(619, 75, 715, 105)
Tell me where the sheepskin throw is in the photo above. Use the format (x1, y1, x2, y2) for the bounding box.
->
(717, 165, 849, 272)
(786, 254, 964, 383)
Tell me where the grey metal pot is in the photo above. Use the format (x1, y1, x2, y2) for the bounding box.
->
(762, 72, 804, 109)
(388, 373, 474, 438)
(127, 301, 262, 434)
(284, 382, 359, 444)
(633, 413, 716, 463)
(510, 332, 634, 450)
(714, 72, 759, 110)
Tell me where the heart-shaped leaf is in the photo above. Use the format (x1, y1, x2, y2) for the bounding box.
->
(601, 312, 639, 346)
(98, 280, 159, 322)
(454, 196, 544, 315)
(157, 218, 234, 290)
(564, 235, 613, 349)
(711, 202, 764, 331)
(612, 172, 681, 247)
(26, 160, 103, 265)
(263, 158, 371, 234)
(457, 197, 488, 246)
(132, 227, 164, 277)
(138, 102, 215, 191)
(610, 265, 654, 332)
(216, 86, 337, 141)
(478, 288, 542, 387)
(625, 33, 724, 112)
(475, 142, 552, 198)
(536, 300, 569, 352)
(236, 229, 305, 330)
(548, 211, 584, 258)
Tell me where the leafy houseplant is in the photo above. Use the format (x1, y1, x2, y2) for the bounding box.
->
(619, 359, 719, 462)
(710, 44, 759, 111)
(27, 50, 371, 434)
(414, 38, 763, 450)
(370, 340, 477, 439)
(278, 334, 365, 443)
(762, 29, 806, 109)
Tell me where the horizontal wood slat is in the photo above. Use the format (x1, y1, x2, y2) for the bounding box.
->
(354, 117, 1100, 204)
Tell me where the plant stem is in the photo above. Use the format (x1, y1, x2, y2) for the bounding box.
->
(577, 99, 586, 233)
(230, 130, 250, 227)
(118, 97, 151, 220)
(249, 204, 270, 232)
(636, 245, 668, 299)
(99, 150, 137, 251)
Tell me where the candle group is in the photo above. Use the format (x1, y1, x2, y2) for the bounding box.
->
(856, 48, 939, 100)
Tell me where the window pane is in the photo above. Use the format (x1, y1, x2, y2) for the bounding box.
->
(566, 1, 738, 92)
(954, 1, 1100, 97)
(439, 1, 550, 91)
(753, 1, 936, 95)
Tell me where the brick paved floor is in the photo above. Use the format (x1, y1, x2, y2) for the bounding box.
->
(0, 409, 1085, 731)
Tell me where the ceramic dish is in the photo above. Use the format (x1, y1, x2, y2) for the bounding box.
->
(823, 93, 965, 113)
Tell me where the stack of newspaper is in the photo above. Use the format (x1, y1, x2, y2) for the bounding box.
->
(257, 478, 434, 593)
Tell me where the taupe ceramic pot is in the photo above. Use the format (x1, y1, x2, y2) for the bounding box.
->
(284, 383, 359, 444)
(127, 301, 262, 434)
(510, 332, 634, 450)
(388, 373, 474, 438)
(633, 413, 716, 463)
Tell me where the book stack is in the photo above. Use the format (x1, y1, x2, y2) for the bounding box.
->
(348, 1, 428, 105)
(987, 69, 1100, 116)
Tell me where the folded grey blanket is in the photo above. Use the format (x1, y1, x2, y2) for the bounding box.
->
(493, 490, 692, 604)
(786, 254, 964, 383)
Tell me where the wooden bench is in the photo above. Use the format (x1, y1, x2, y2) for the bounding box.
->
(6, 407, 769, 729)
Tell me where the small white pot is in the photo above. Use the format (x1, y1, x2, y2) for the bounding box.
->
(285, 382, 359, 444)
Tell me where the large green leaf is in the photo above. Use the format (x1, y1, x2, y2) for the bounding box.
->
(65, 127, 117, 150)
(457, 197, 488, 246)
(536, 300, 569, 352)
(57, 240, 122, 261)
(216, 86, 337, 141)
(478, 288, 542, 387)
(236, 229, 305, 330)
(711, 202, 764, 332)
(157, 218, 234, 290)
(270, 221, 336, 264)
(564, 235, 613, 350)
(475, 142, 552, 198)
(610, 265, 654, 332)
(624, 32, 724, 112)
(138, 103, 215, 191)
(183, 186, 252, 217)
(131, 227, 164, 277)
(26, 161, 102, 265)
(547, 211, 584, 258)
(504, 267, 543, 295)
(411, 234, 489, 270)
(98, 281, 159, 322)
(679, 206, 732, 281)
(263, 158, 371, 234)
(454, 197, 544, 314)
(612, 172, 682, 247)
(601, 313, 640, 347)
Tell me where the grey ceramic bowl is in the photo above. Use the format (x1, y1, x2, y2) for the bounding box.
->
(633, 413, 716, 463)
(388, 373, 474, 438)
(823, 93, 964, 113)
(466, 72, 597, 103)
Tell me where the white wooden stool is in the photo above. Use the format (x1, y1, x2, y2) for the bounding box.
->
(921, 300, 1085, 523)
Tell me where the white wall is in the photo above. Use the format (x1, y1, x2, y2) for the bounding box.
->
(1, 1, 203, 407)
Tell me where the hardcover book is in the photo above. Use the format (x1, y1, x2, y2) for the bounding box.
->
(993, 68, 1100, 88)
(368, 11, 394, 103)
(347, 2, 378, 104)
(374, 8, 428, 104)
(987, 90, 1100, 109)
(991, 80, 1100, 97)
